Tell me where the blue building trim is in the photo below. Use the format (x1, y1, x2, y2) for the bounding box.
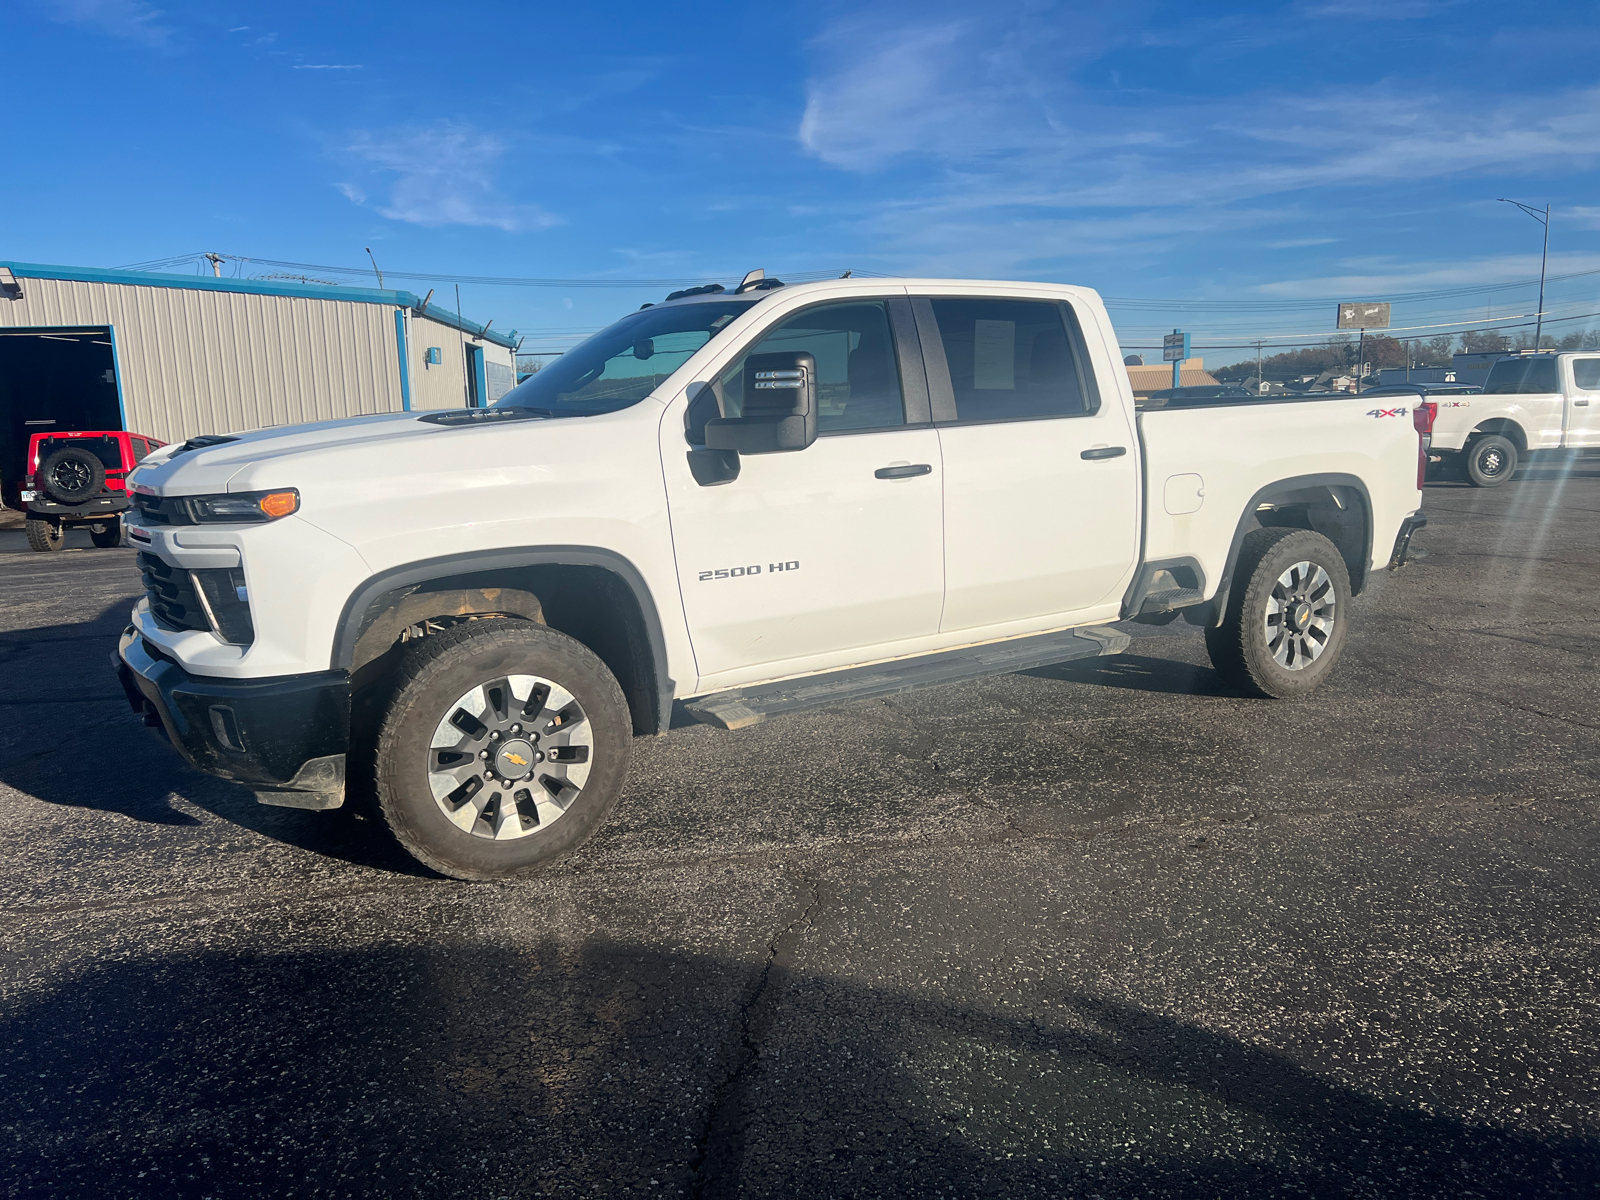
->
(106, 324, 130, 430)
(0, 259, 518, 349)
(394, 309, 413, 412)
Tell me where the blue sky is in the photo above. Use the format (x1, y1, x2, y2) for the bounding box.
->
(4, 0, 1599, 366)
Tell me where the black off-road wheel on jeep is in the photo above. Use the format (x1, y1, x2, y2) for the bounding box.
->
(89, 517, 123, 548)
(38, 445, 106, 504)
(375, 619, 632, 880)
(1205, 527, 1351, 699)
(1464, 434, 1517, 488)
(25, 517, 64, 553)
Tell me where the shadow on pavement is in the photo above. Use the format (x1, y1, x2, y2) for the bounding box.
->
(0, 596, 431, 876)
(1024, 652, 1232, 698)
(3, 938, 1593, 1198)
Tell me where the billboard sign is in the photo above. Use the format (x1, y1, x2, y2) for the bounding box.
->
(1337, 302, 1391, 330)
(1162, 331, 1190, 362)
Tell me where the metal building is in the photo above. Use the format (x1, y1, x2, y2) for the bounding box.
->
(0, 261, 517, 505)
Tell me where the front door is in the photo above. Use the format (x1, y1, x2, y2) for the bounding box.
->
(1567, 356, 1600, 447)
(664, 297, 945, 687)
(916, 295, 1140, 635)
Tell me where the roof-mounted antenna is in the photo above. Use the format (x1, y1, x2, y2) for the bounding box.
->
(735, 268, 765, 293)
(365, 247, 385, 289)
(418, 288, 435, 310)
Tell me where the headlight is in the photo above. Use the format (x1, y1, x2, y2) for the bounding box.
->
(188, 489, 300, 523)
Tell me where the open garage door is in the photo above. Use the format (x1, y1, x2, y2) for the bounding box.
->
(0, 327, 122, 509)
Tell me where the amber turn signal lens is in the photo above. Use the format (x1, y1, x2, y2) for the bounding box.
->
(258, 491, 300, 519)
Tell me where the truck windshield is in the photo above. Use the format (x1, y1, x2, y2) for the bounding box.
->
(1484, 356, 1559, 395)
(494, 300, 758, 415)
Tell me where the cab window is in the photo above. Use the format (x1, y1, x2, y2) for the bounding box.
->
(1572, 359, 1600, 391)
(718, 301, 905, 433)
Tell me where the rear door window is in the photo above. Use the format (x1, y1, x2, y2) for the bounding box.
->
(1572, 359, 1600, 391)
(925, 298, 1093, 422)
(129, 437, 151, 462)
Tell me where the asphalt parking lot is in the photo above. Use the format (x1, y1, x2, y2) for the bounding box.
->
(3, 461, 1599, 1199)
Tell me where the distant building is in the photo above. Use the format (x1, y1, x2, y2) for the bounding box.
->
(0, 260, 518, 508)
(1124, 357, 1220, 397)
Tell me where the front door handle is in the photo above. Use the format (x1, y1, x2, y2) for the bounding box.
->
(1081, 446, 1127, 460)
(1575, 399, 1591, 406)
(875, 463, 933, 479)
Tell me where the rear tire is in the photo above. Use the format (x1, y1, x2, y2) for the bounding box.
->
(374, 619, 632, 880)
(25, 517, 64, 553)
(38, 446, 106, 504)
(1205, 527, 1351, 699)
(89, 517, 123, 548)
(1465, 434, 1517, 487)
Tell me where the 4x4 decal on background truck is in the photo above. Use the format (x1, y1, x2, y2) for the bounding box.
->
(698, 560, 801, 581)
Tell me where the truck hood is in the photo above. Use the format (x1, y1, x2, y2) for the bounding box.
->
(130, 411, 495, 495)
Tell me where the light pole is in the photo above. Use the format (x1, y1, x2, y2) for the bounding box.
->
(1496, 199, 1550, 350)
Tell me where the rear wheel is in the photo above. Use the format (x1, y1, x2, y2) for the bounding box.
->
(1465, 434, 1517, 488)
(38, 446, 106, 504)
(375, 619, 632, 880)
(89, 517, 123, 548)
(1205, 527, 1351, 699)
(25, 517, 64, 553)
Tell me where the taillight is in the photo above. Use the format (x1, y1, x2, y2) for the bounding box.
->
(1413, 401, 1434, 491)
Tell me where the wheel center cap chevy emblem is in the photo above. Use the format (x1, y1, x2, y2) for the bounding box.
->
(494, 739, 537, 779)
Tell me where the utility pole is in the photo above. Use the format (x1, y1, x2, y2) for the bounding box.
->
(365, 247, 385, 290)
(1496, 199, 1551, 349)
(1255, 341, 1263, 393)
(204, 252, 224, 278)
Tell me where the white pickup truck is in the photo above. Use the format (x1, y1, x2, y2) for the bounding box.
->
(1426, 351, 1600, 486)
(115, 276, 1427, 879)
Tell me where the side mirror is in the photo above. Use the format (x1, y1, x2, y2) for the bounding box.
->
(704, 352, 817, 454)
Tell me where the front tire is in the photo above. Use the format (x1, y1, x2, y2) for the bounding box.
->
(1205, 527, 1351, 699)
(374, 620, 632, 880)
(1465, 434, 1517, 487)
(25, 517, 64, 553)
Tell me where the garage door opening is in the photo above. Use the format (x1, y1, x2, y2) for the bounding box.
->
(0, 327, 122, 508)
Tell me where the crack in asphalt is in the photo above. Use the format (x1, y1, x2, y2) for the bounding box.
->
(687, 871, 823, 1198)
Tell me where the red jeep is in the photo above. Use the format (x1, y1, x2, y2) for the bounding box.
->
(20, 430, 166, 552)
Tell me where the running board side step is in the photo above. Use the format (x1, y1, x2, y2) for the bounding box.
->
(683, 625, 1130, 731)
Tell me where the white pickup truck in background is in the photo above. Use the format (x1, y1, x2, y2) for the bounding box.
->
(1429, 350, 1600, 486)
(115, 275, 1427, 879)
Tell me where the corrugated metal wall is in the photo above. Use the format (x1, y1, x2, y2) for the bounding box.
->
(0, 277, 404, 444)
(406, 313, 517, 410)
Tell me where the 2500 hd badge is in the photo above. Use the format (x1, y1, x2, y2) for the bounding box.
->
(698, 560, 801, 581)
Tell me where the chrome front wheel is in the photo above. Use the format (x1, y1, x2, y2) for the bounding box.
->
(427, 674, 595, 841)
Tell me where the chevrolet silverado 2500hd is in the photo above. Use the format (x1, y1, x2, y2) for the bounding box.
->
(115, 276, 1427, 879)
(1426, 350, 1600, 486)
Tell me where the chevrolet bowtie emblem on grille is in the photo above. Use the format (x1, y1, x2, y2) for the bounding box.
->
(504, 752, 529, 767)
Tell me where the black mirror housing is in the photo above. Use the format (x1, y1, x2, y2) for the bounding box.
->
(704, 351, 817, 455)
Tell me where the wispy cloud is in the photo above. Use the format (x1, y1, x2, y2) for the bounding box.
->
(40, 0, 172, 46)
(294, 63, 362, 71)
(343, 121, 557, 233)
(1255, 251, 1600, 298)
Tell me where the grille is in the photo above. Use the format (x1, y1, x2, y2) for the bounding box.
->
(137, 552, 210, 633)
(132, 494, 197, 526)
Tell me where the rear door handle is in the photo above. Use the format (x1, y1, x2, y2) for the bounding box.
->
(875, 463, 933, 479)
(1576, 399, 1591, 406)
(1081, 446, 1127, 460)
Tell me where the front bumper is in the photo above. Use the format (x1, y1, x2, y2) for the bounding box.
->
(114, 627, 351, 809)
(1389, 511, 1428, 568)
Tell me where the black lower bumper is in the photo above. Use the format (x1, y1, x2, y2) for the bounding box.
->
(114, 628, 351, 808)
(1389, 511, 1428, 568)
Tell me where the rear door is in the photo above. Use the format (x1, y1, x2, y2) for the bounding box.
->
(1566, 356, 1600, 447)
(915, 293, 1140, 636)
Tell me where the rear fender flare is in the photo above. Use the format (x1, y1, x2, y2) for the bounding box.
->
(1208, 473, 1373, 626)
